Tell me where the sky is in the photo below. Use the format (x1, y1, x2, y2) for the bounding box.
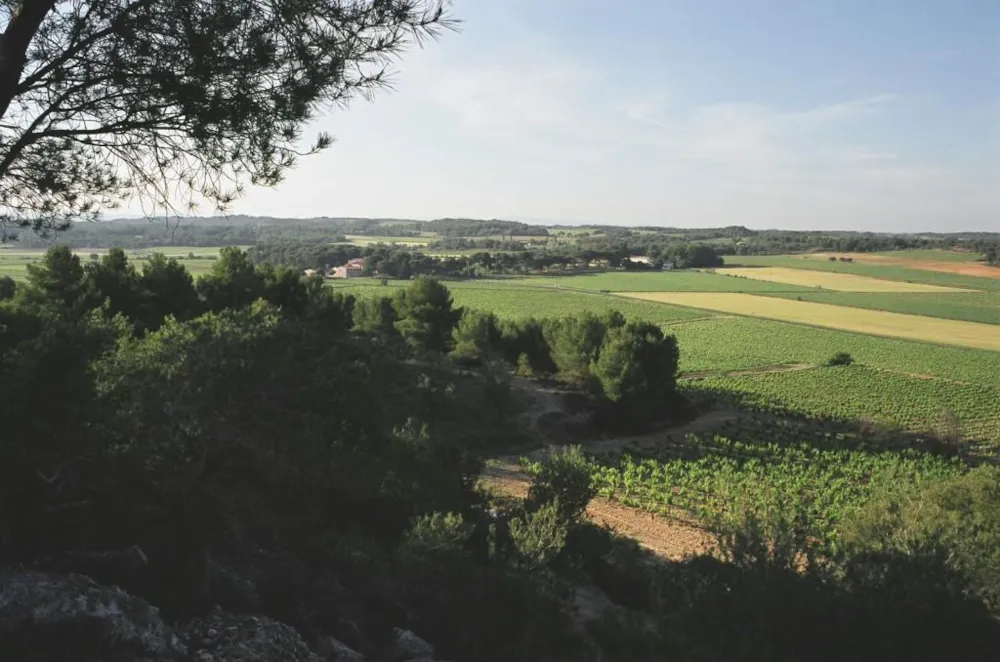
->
(168, 0, 1000, 231)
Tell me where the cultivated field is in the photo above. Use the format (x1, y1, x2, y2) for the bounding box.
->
(715, 266, 976, 293)
(617, 292, 1000, 352)
(507, 271, 815, 293)
(812, 251, 1000, 279)
(734, 254, 1000, 286)
(0, 246, 228, 279)
(327, 280, 710, 325)
(763, 291, 1000, 325)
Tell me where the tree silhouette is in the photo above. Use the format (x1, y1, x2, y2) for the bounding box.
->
(0, 0, 454, 239)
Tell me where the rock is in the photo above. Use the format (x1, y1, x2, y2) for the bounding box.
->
(388, 628, 433, 662)
(316, 635, 365, 662)
(184, 606, 323, 662)
(0, 569, 186, 659)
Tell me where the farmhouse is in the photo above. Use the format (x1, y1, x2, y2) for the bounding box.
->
(328, 257, 366, 279)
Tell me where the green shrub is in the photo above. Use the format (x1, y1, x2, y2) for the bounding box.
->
(509, 500, 568, 570)
(839, 466, 1000, 612)
(400, 511, 474, 559)
(826, 351, 853, 366)
(524, 445, 597, 524)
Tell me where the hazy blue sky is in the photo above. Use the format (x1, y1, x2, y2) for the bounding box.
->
(204, 0, 997, 230)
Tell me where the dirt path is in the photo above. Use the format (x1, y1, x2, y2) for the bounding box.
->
(479, 470, 717, 560)
(482, 391, 736, 560)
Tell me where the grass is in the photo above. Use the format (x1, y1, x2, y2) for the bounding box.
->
(714, 266, 974, 293)
(617, 292, 1000, 352)
(667, 316, 998, 382)
(327, 279, 711, 324)
(762, 291, 1000, 326)
(0, 246, 230, 279)
(503, 271, 816, 293)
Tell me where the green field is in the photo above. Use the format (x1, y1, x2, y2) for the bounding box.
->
(695, 366, 1000, 444)
(506, 271, 816, 293)
(327, 280, 711, 324)
(0, 246, 229, 279)
(667, 316, 997, 383)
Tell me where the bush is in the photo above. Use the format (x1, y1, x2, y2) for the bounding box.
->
(826, 352, 853, 366)
(839, 466, 1000, 613)
(509, 500, 568, 570)
(400, 512, 474, 560)
(524, 445, 597, 524)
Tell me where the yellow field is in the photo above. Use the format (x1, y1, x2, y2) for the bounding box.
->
(618, 292, 1000, 352)
(714, 267, 976, 293)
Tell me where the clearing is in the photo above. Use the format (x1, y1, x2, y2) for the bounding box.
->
(714, 266, 975, 293)
(618, 292, 1000, 352)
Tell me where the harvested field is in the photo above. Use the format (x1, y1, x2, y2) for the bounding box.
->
(618, 292, 1000, 352)
(810, 253, 1000, 279)
(716, 266, 976, 293)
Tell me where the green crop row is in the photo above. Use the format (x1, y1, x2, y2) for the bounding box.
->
(669, 316, 999, 384)
(589, 432, 964, 546)
(692, 365, 1000, 445)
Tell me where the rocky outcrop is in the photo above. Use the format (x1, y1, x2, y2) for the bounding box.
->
(388, 627, 434, 662)
(0, 568, 446, 662)
(0, 569, 186, 659)
(185, 606, 323, 662)
(315, 635, 365, 662)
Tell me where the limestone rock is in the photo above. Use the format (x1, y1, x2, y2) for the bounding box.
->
(184, 606, 323, 662)
(316, 635, 365, 662)
(0, 569, 186, 658)
(388, 628, 433, 662)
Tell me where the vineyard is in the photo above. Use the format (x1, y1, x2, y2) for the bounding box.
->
(690, 366, 1000, 447)
(572, 420, 965, 547)
(668, 316, 999, 383)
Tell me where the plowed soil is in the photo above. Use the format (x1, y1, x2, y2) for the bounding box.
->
(811, 253, 1000, 279)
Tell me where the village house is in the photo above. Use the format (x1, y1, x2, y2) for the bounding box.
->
(328, 257, 366, 279)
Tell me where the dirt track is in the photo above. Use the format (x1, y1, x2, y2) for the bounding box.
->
(481, 389, 734, 560)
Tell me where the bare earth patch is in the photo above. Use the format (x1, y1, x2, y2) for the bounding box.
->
(480, 405, 736, 561)
(809, 253, 1000, 279)
(479, 472, 717, 561)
